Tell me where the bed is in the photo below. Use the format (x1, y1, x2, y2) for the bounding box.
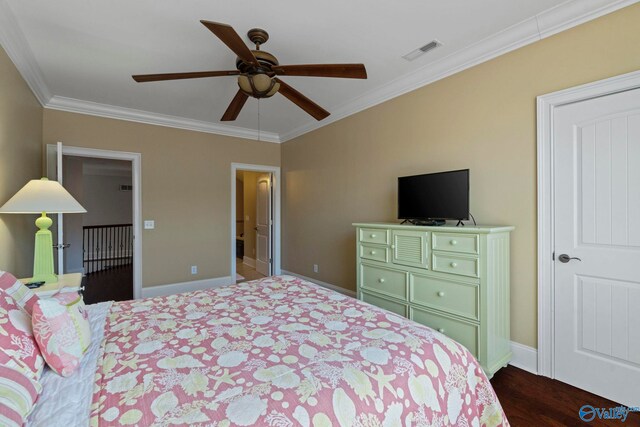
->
(28, 275, 508, 426)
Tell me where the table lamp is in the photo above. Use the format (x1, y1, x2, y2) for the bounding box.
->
(0, 178, 86, 283)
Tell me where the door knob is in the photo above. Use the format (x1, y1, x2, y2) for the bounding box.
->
(558, 254, 581, 263)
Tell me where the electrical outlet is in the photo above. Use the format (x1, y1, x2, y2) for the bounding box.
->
(313, 264, 319, 273)
(191, 265, 198, 275)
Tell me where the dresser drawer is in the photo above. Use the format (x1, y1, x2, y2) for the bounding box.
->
(432, 232, 479, 255)
(411, 307, 479, 356)
(432, 253, 479, 278)
(359, 244, 389, 263)
(361, 291, 407, 317)
(359, 228, 389, 245)
(360, 264, 407, 300)
(410, 274, 479, 320)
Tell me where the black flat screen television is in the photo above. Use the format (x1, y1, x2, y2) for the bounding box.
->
(398, 169, 469, 221)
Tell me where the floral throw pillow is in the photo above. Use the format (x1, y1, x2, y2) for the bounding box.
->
(52, 292, 91, 352)
(0, 271, 39, 316)
(32, 293, 91, 377)
(0, 289, 45, 380)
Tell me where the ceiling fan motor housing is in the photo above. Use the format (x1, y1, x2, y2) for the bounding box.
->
(236, 48, 280, 98)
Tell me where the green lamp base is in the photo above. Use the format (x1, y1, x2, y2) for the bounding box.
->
(32, 212, 57, 284)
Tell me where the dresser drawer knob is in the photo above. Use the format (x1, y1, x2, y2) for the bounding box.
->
(370, 234, 377, 238)
(378, 278, 385, 283)
(370, 250, 376, 255)
(437, 291, 445, 297)
(450, 240, 458, 245)
(437, 328, 445, 334)
(450, 262, 458, 268)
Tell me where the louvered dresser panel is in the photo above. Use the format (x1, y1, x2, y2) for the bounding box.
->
(392, 230, 429, 269)
(354, 222, 514, 378)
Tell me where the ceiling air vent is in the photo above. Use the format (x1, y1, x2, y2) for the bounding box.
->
(403, 40, 442, 61)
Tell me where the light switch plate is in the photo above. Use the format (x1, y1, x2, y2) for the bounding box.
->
(144, 220, 155, 229)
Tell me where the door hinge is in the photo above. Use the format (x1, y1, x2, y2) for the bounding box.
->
(552, 252, 555, 261)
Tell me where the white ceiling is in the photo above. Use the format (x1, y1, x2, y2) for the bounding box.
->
(1, 0, 634, 142)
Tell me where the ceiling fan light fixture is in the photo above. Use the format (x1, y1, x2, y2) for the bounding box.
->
(237, 73, 279, 98)
(133, 20, 367, 122)
(267, 81, 280, 97)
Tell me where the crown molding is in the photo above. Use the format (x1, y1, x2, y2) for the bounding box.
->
(278, 0, 638, 142)
(46, 96, 281, 143)
(1, 0, 635, 143)
(0, 0, 51, 105)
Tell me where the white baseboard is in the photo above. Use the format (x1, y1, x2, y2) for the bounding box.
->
(141, 276, 234, 298)
(509, 341, 538, 374)
(281, 270, 356, 297)
(243, 256, 256, 268)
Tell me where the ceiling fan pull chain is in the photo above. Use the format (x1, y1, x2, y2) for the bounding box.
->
(258, 98, 261, 142)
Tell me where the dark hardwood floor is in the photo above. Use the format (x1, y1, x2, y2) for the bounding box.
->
(491, 366, 639, 426)
(83, 264, 133, 304)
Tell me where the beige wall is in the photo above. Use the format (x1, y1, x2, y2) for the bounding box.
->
(0, 46, 43, 278)
(43, 110, 280, 288)
(281, 4, 640, 348)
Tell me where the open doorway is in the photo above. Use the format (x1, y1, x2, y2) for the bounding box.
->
(231, 163, 281, 283)
(63, 156, 133, 303)
(235, 170, 271, 282)
(47, 143, 142, 302)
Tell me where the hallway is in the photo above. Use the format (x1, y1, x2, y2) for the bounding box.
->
(236, 258, 265, 283)
(82, 264, 133, 304)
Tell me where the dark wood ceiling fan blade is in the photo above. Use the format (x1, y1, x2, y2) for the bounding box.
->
(200, 20, 259, 66)
(221, 90, 249, 121)
(272, 64, 367, 79)
(132, 70, 239, 82)
(275, 78, 330, 121)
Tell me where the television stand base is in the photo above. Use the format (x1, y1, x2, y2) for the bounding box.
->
(404, 219, 446, 226)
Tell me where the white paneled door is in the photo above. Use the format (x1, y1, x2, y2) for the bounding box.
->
(255, 175, 272, 276)
(553, 88, 640, 407)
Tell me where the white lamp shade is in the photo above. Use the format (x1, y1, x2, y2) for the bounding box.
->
(0, 178, 86, 214)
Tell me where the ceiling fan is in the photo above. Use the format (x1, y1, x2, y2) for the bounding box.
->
(132, 20, 367, 122)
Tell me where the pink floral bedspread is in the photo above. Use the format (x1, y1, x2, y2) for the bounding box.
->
(90, 275, 507, 426)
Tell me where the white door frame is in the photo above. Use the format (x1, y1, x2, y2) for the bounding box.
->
(536, 70, 640, 378)
(48, 144, 143, 300)
(230, 163, 281, 281)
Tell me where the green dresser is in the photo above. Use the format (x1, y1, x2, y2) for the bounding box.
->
(354, 222, 514, 378)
